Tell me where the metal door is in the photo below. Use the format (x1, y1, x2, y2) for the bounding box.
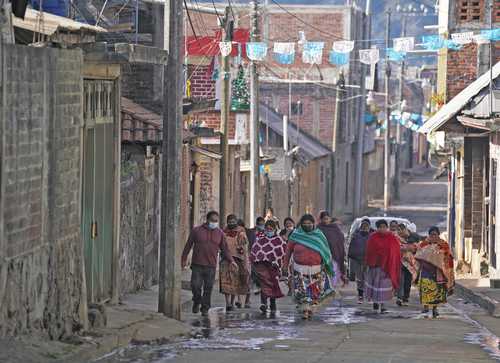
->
(82, 79, 115, 302)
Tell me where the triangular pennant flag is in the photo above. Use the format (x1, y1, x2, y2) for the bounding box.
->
(359, 48, 379, 65)
(302, 42, 325, 64)
(273, 42, 295, 64)
(329, 51, 349, 65)
(332, 40, 354, 53)
(393, 37, 414, 52)
(219, 41, 233, 57)
(246, 42, 268, 61)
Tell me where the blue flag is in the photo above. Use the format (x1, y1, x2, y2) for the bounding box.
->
(329, 51, 349, 65)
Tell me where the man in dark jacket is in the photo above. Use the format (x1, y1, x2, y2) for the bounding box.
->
(182, 211, 237, 316)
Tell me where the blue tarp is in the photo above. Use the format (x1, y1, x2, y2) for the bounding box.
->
(31, 0, 68, 17)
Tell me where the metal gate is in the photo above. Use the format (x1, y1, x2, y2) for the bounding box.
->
(82, 79, 116, 302)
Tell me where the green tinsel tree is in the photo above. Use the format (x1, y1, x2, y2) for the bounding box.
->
(231, 65, 250, 112)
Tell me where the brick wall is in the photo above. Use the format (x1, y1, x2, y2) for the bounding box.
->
(121, 63, 162, 114)
(446, 44, 479, 101)
(188, 64, 216, 100)
(0, 45, 85, 338)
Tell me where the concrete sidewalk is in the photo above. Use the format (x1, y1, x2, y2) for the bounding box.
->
(1, 276, 195, 363)
(455, 279, 500, 318)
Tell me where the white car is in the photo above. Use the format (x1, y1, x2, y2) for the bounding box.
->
(348, 216, 417, 239)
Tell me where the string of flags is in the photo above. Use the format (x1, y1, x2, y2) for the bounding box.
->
(366, 111, 427, 133)
(217, 29, 500, 66)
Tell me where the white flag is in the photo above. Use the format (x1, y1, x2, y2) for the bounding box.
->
(393, 37, 414, 52)
(451, 32, 474, 45)
(332, 40, 354, 53)
(473, 34, 489, 45)
(302, 42, 325, 65)
(219, 41, 233, 57)
(359, 48, 379, 65)
(274, 42, 295, 54)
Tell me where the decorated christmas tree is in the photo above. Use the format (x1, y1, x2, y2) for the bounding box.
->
(231, 65, 250, 112)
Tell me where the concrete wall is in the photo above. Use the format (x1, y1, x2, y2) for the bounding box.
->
(0, 44, 86, 338)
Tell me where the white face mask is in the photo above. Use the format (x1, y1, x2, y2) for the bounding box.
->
(208, 222, 219, 230)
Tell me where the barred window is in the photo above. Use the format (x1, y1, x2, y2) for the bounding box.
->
(457, 0, 484, 22)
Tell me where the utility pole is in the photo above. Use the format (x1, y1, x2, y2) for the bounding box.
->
(332, 72, 345, 153)
(159, 0, 183, 319)
(219, 6, 232, 224)
(353, 0, 371, 217)
(383, 10, 391, 213)
(490, 2, 494, 118)
(249, 0, 259, 226)
(331, 72, 344, 213)
(394, 15, 406, 201)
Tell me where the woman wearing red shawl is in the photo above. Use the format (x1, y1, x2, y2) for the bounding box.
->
(221, 214, 251, 311)
(364, 219, 401, 313)
(250, 220, 287, 314)
(415, 226, 454, 318)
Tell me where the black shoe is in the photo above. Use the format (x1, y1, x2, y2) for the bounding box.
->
(201, 309, 209, 317)
(226, 305, 234, 312)
(432, 308, 439, 319)
(373, 303, 379, 311)
(259, 304, 267, 314)
(396, 299, 402, 307)
(235, 302, 242, 309)
(380, 307, 388, 314)
(192, 304, 200, 314)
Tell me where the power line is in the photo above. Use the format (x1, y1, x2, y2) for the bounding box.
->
(212, 0, 223, 24)
(227, 0, 237, 21)
(269, 0, 346, 41)
(185, 0, 199, 40)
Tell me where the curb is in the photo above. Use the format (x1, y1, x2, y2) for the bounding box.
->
(455, 282, 500, 318)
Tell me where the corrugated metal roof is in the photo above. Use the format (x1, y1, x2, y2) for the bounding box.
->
(259, 103, 331, 161)
(420, 61, 500, 134)
(13, 8, 107, 35)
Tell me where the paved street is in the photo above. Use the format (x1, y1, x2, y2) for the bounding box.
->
(95, 168, 500, 363)
(97, 286, 500, 363)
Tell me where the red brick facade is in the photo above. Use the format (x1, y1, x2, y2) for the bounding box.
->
(446, 44, 479, 101)
(188, 64, 216, 100)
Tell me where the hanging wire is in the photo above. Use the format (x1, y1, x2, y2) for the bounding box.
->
(184, 0, 199, 40)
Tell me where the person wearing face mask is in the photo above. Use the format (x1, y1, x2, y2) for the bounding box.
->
(283, 214, 334, 319)
(182, 211, 237, 317)
(220, 214, 251, 311)
(364, 219, 401, 314)
(250, 220, 287, 314)
(279, 217, 296, 296)
(348, 219, 373, 304)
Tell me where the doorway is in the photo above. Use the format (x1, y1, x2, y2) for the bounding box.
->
(82, 79, 116, 302)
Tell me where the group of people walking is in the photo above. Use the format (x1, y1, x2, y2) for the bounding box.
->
(349, 218, 455, 318)
(182, 209, 455, 320)
(181, 208, 346, 318)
